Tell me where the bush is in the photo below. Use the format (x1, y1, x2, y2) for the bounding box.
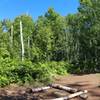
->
(43, 61, 70, 75)
(0, 58, 71, 87)
(67, 65, 81, 74)
(0, 76, 10, 87)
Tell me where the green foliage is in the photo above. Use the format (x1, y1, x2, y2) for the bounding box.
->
(0, 57, 70, 87)
(0, 76, 9, 87)
(0, 48, 10, 59)
(0, 0, 100, 86)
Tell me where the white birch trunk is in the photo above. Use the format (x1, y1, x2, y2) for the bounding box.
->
(51, 90, 88, 100)
(20, 21, 25, 61)
(9, 25, 14, 58)
(31, 86, 51, 93)
(10, 25, 13, 48)
(50, 84, 78, 93)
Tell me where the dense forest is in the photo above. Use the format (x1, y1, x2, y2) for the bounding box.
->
(0, 0, 100, 87)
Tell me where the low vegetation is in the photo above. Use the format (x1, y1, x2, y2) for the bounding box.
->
(0, 57, 71, 87)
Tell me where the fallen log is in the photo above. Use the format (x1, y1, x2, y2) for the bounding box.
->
(79, 93, 88, 99)
(51, 90, 88, 100)
(50, 84, 78, 93)
(52, 91, 88, 99)
(31, 86, 51, 93)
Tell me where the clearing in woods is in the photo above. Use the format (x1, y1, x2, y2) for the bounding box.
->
(0, 74, 100, 100)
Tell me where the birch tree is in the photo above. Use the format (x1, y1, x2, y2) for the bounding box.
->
(20, 21, 25, 61)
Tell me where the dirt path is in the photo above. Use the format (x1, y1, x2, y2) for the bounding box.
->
(0, 74, 100, 100)
(55, 74, 100, 100)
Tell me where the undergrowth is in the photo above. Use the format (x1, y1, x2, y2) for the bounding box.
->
(0, 58, 72, 87)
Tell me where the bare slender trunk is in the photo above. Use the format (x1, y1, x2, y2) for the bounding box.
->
(28, 36, 31, 59)
(9, 25, 13, 58)
(10, 25, 13, 48)
(20, 21, 25, 61)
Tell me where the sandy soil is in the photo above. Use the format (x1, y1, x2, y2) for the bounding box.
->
(0, 74, 100, 100)
(55, 74, 100, 100)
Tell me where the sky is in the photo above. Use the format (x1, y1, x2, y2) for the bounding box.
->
(0, 0, 80, 20)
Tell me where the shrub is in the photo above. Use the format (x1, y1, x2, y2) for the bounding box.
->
(67, 63, 81, 74)
(0, 58, 71, 87)
(0, 76, 10, 87)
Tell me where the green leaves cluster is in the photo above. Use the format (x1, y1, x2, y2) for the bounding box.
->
(0, 58, 69, 87)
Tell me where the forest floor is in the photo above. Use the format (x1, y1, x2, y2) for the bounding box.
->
(0, 74, 100, 100)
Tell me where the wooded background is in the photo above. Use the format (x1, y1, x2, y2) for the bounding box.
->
(0, 0, 100, 86)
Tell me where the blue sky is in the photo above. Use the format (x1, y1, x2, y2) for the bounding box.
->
(0, 0, 80, 20)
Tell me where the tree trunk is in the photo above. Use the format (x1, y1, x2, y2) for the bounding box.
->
(10, 25, 13, 58)
(31, 86, 51, 93)
(20, 21, 25, 61)
(50, 84, 78, 93)
(10, 25, 13, 48)
(28, 36, 31, 59)
(51, 90, 88, 100)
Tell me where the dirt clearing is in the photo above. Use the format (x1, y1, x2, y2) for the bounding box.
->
(0, 74, 100, 100)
